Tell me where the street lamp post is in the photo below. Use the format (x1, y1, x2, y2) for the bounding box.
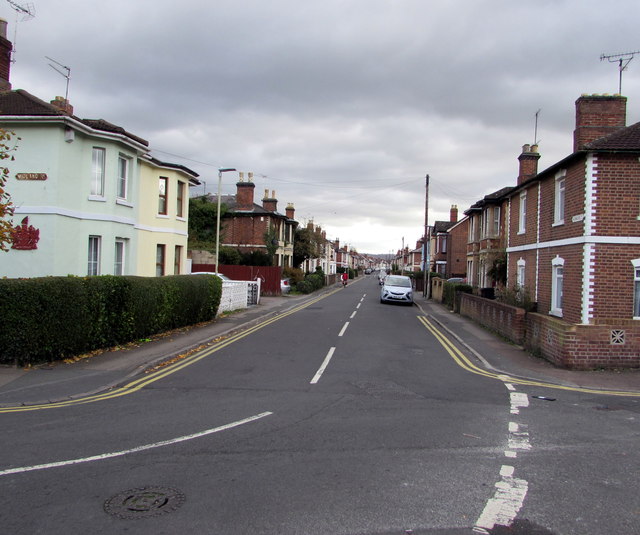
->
(215, 168, 236, 275)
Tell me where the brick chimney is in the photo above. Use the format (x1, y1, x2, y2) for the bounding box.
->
(517, 144, 540, 185)
(235, 173, 255, 210)
(50, 96, 74, 115)
(573, 94, 627, 151)
(450, 205, 458, 223)
(0, 19, 12, 91)
(285, 203, 295, 220)
(262, 189, 277, 212)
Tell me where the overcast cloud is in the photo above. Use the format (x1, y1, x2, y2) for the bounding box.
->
(3, 0, 640, 253)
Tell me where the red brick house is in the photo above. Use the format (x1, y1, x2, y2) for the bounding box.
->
(503, 95, 640, 368)
(429, 205, 460, 276)
(445, 215, 469, 279)
(465, 188, 512, 288)
(213, 174, 298, 267)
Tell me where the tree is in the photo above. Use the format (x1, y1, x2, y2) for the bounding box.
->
(487, 249, 507, 286)
(293, 226, 324, 268)
(0, 129, 18, 252)
(187, 195, 227, 251)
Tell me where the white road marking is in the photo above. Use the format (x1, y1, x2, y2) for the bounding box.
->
(311, 347, 336, 384)
(338, 322, 350, 337)
(475, 465, 528, 530)
(0, 412, 273, 477)
(350, 311, 357, 319)
(510, 392, 529, 414)
(356, 303, 362, 309)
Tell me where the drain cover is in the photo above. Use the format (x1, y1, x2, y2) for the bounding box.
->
(104, 486, 185, 519)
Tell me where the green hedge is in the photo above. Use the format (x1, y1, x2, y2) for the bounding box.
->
(442, 281, 473, 311)
(0, 275, 221, 366)
(295, 270, 325, 294)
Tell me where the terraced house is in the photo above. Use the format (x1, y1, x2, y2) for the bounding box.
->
(501, 95, 640, 368)
(0, 23, 199, 278)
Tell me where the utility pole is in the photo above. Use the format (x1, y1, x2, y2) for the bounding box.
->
(423, 174, 430, 298)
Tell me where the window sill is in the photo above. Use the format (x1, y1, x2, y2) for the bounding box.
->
(176, 216, 186, 222)
(88, 195, 106, 202)
(156, 214, 169, 219)
(552, 220, 564, 227)
(116, 199, 134, 208)
(549, 309, 563, 318)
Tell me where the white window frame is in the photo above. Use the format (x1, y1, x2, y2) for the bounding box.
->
(632, 259, 640, 319)
(493, 206, 500, 237)
(158, 177, 168, 215)
(550, 256, 564, 317)
(91, 147, 106, 197)
(117, 154, 130, 200)
(553, 170, 566, 225)
(114, 239, 126, 275)
(518, 191, 527, 234)
(88, 235, 101, 276)
(517, 258, 526, 289)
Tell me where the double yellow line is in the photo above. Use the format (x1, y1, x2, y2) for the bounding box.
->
(417, 315, 640, 398)
(0, 290, 341, 413)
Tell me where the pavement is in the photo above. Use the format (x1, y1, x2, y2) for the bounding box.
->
(1, 284, 638, 408)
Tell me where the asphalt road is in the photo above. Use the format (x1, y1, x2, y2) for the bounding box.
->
(1, 276, 638, 534)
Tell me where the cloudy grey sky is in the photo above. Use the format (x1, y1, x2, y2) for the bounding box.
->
(3, 0, 639, 253)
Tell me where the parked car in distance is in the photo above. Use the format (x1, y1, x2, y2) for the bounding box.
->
(380, 275, 413, 305)
(281, 278, 291, 294)
(446, 277, 466, 283)
(364, 268, 372, 274)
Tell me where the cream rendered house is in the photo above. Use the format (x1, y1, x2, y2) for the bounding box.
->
(137, 156, 199, 276)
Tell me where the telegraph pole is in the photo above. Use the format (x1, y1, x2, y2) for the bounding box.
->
(423, 174, 430, 298)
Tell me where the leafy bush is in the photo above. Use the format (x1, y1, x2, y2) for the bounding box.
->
(0, 274, 221, 366)
(442, 281, 473, 310)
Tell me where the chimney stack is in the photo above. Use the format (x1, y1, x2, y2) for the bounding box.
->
(573, 94, 627, 151)
(235, 176, 255, 210)
(450, 205, 458, 223)
(0, 19, 12, 91)
(262, 189, 277, 212)
(285, 203, 295, 220)
(50, 96, 74, 115)
(517, 143, 540, 185)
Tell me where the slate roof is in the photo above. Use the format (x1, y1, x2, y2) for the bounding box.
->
(433, 220, 455, 234)
(146, 156, 199, 179)
(208, 194, 286, 218)
(584, 121, 640, 151)
(0, 89, 149, 147)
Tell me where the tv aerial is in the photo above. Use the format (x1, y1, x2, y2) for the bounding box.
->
(5, 0, 35, 63)
(600, 50, 640, 94)
(46, 55, 70, 102)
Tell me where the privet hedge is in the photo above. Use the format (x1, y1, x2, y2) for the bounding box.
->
(0, 274, 221, 366)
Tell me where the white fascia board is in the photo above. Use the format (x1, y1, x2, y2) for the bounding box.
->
(1, 115, 149, 153)
(14, 205, 136, 226)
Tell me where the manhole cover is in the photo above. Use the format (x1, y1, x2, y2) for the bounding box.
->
(104, 486, 185, 519)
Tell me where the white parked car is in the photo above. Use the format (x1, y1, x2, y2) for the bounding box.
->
(380, 275, 413, 305)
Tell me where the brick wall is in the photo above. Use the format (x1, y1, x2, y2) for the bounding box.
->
(459, 294, 640, 369)
(460, 293, 526, 345)
(525, 313, 640, 369)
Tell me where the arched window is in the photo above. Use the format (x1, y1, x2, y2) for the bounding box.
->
(517, 258, 526, 288)
(550, 256, 564, 317)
